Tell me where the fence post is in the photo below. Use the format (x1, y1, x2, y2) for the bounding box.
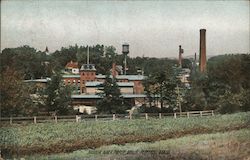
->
(159, 113, 162, 119)
(145, 113, 148, 120)
(76, 115, 78, 122)
(95, 115, 98, 121)
(113, 114, 116, 121)
(34, 116, 37, 124)
(10, 117, 12, 124)
(129, 112, 132, 120)
(200, 111, 203, 117)
(174, 113, 177, 119)
(55, 116, 57, 123)
(187, 112, 190, 118)
(212, 110, 214, 116)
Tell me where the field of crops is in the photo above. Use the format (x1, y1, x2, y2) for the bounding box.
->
(28, 128, 250, 160)
(1, 112, 249, 158)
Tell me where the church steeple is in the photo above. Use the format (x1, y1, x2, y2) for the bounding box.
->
(45, 46, 49, 55)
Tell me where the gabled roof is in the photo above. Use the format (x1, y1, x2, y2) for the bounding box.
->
(66, 61, 78, 68)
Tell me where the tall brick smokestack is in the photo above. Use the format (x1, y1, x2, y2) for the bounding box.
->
(178, 45, 184, 68)
(199, 29, 206, 72)
(112, 62, 117, 78)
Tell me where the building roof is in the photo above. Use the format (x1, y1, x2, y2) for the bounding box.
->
(117, 82, 134, 87)
(96, 74, 146, 81)
(72, 94, 100, 99)
(85, 82, 102, 87)
(62, 75, 80, 78)
(116, 75, 146, 80)
(85, 81, 134, 87)
(65, 61, 78, 68)
(24, 78, 51, 83)
(121, 94, 147, 98)
(96, 74, 106, 79)
(80, 64, 96, 71)
(71, 94, 147, 99)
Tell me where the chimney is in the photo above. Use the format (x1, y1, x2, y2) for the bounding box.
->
(112, 62, 117, 78)
(179, 45, 184, 68)
(199, 29, 206, 72)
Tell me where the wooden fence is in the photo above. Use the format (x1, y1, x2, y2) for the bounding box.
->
(0, 110, 214, 125)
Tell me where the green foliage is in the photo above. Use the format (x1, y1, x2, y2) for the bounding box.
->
(182, 58, 192, 69)
(0, 45, 52, 79)
(27, 128, 250, 159)
(1, 45, 249, 115)
(104, 46, 117, 59)
(137, 105, 161, 113)
(207, 54, 249, 92)
(183, 72, 208, 111)
(0, 68, 35, 116)
(184, 54, 250, 113)
(1, 44, 178, 77)
(41, 73, 73, 115)
(0, 112, 249, 156)
(97, 74, 129, 114)
(143, 66, 181, 112)
(206, 54, 250, 113)
(216, 89, 250, 114)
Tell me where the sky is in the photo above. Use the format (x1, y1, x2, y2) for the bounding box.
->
(1, 0, 249, 58)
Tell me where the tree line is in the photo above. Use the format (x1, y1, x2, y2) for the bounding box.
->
(1, 45, 249, 116)
(142, 54, 250, 114)
(0, 45, 177, 116)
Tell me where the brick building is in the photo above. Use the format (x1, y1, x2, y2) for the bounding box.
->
(62, 62, 147, 111)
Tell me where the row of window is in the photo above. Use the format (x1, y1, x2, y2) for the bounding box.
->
(65, 79, 96, 84)
(82, 72, 95, 76)
(64, 80, 80, 83)
(64, 79, 142, 86)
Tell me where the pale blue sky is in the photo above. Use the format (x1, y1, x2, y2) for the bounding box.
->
(1, 0, 249, 57)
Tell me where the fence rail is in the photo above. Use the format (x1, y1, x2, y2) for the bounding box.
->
(0, 110, 214, 125)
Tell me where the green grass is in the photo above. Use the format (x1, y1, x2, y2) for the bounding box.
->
(27, 128, 250, 160)
(1, 112, 249, 157)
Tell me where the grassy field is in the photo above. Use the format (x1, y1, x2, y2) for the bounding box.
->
(28, 128, 250, 160)
(1, 112, 249, 158)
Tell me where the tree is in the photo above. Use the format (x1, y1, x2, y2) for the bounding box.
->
(42, 73, 73, 115)
(105, 46, 117, 59)
(0, 67, 34, 117)
(0, 45, 52, 79)
(143, 66, 181, 113)
(185, 54, 250, 113)
(208, 54, 250, 113)
(183, 71, 208, 111)
(97, 73, 129, 114)
(216, 89, 250, 113)
(182, 58, 192, 69)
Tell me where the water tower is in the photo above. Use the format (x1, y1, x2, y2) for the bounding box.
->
(122, 43, 129, 75)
